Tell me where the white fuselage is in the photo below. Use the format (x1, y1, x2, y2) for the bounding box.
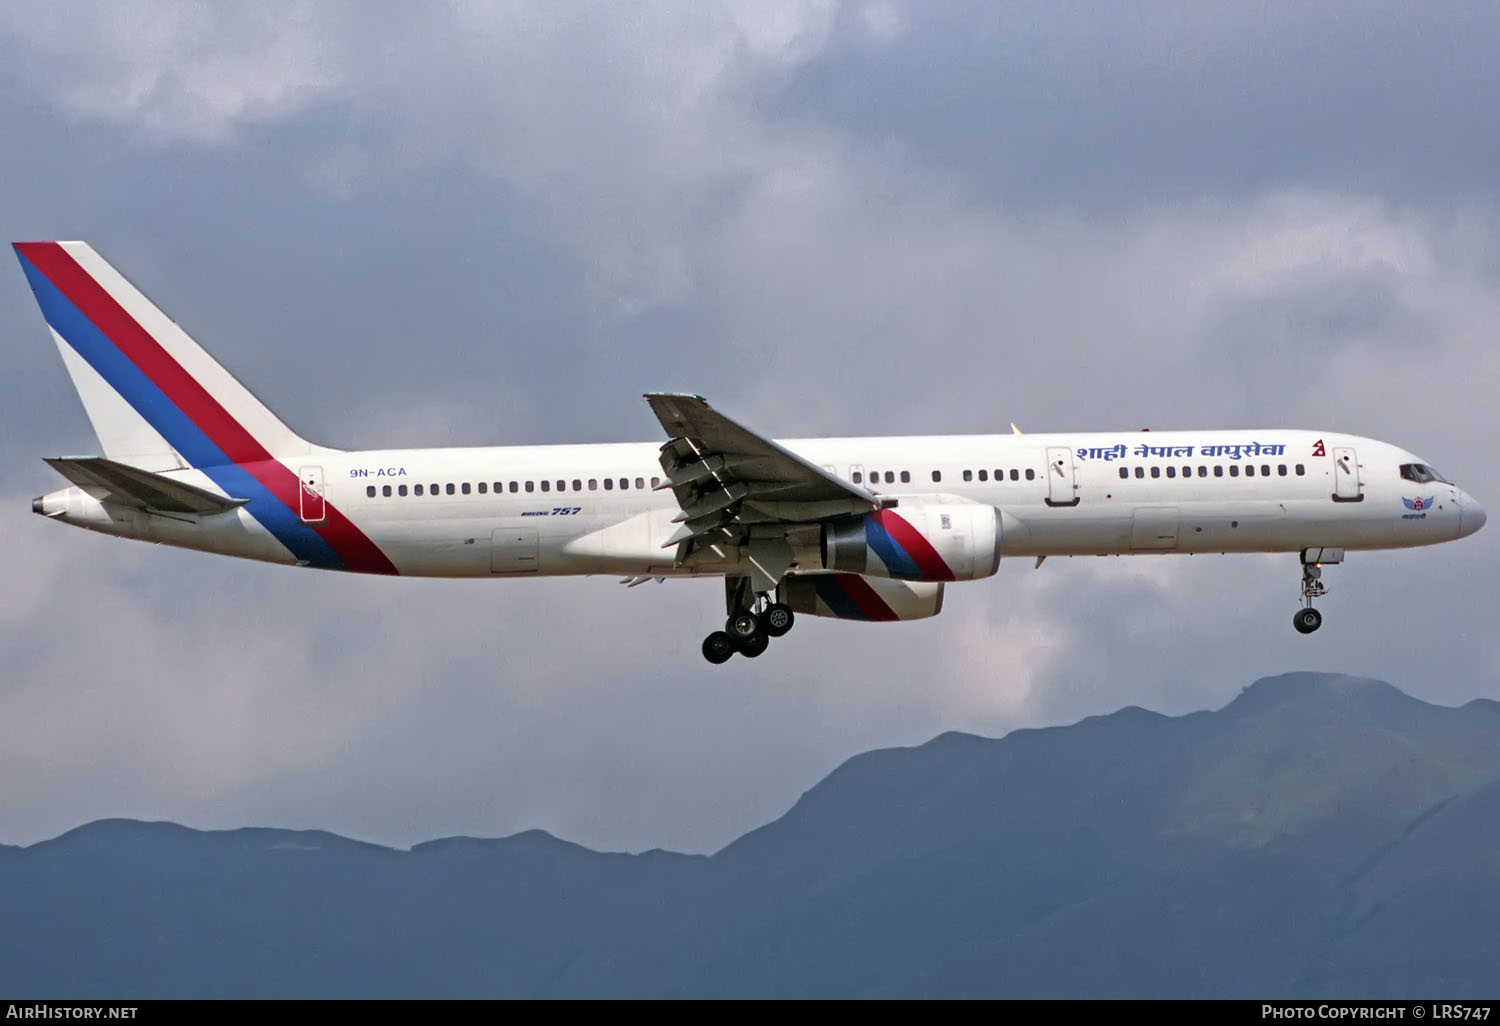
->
(37, 428, 1485, 579)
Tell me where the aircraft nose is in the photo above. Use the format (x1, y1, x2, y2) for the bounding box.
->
(1467, 500, 1486, 535)
(1461, 492, 1486, 537)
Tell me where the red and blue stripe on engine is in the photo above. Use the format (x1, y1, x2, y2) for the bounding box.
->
(863, 509, 955, 581)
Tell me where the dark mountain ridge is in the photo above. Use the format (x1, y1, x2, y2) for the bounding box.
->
(3, 672, 1497, 998)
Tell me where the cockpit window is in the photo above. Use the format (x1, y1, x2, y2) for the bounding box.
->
(1400, 463, 1452, 485)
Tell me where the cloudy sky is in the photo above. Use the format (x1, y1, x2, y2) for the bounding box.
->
(1, 1, 1497, 854)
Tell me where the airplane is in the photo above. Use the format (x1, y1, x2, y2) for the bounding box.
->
(14, 241, 1487, 663)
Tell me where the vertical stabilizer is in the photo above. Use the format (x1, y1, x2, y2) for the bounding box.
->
(13, 241, 314, 470)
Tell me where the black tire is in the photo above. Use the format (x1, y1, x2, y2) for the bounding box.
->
(762, 602, 795, 638)
(727, 611, 760, 639)
(738, 631, 770, 658)
(702, 631, 736, 664)
(1293, 608, 1323, 634)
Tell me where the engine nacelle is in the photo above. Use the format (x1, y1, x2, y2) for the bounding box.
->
(779, 574, 944, 621)
(821, 504, 1001, 582)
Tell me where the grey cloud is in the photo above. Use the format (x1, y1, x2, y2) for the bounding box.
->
(770, 2, 1500, 209)
(0, 4, 1496, 855)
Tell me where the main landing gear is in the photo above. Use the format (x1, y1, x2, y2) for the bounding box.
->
(1293, 547, 1342, 635)
(702, 582, 795, 664)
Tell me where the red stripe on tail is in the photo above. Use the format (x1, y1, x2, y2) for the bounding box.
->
(20, 243, 396, 575)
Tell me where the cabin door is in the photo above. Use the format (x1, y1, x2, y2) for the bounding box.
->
(298, 466, 326, 524)
(1333, 446, 1363, 502)
(1044, 447, 1079, 507)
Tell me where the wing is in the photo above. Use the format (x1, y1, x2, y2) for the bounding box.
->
(45, 457, 248, 515)
(644, 393, 883, 570)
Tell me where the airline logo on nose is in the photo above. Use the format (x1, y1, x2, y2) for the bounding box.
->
(1402, 495, 1435, 519)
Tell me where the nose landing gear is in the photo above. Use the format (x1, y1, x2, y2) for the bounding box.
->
(1294, 547, 1342, 635)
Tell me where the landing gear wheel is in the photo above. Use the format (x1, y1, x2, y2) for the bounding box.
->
(1293, 608, 1323, 635)
(727, 611, 761, 640)
(762, 603, 795, 638)
(702, 631, 736, 664)
(738, 632, 770, 658)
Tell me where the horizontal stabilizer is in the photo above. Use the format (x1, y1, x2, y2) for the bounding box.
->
(45, 457, 248, 515)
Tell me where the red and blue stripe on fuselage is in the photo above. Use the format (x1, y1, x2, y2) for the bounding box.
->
(14, 242, 395, 574)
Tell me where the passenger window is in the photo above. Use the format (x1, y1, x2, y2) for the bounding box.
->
(963, 469, 973, 482)
(398, 485, 408, 496)
(1151, 466, 1161, 478)
(978, 469, 988, 482)
(604, 478, 614, 490)
(461, 483, 471, 495)
(1182, 466, 1192, 477)
(525, 481, 534, 493)
(883, 472, 894, 484)
(414, 484, 424, 496)
(494, 482, 503, 493)
(852, 471, 863, 483)
(932, 470, 942, 483)
(651, 477, 660, 488)
(1119, 467, 1129, 479)
(620, 478, 629, 490)
(478, 482, 487, 494)
(366, 485, 376, 497)
(573, 480, 582, 491)
(1166, 466, 1176, 478)
(1229, 465, 1239, 477)
(1214, 466, 1224, 478)
(447, 483, 456, 495)
(636, 477, 645, 489)
(431, 483, 439, 495)
(1198, 466, 1208, 477)
(900, 470, 910, 483)
(509, 482, 518, 493)
(1295, 464, 1305, 476)
(1245, 465, 1255, 477)
(383, 485, 392, 497)
(1024, 469, 1034, 481)
(540, 481, 549, 492)
(1278, 464, 1287, 477)
(1012, 469, 1021, 481)
(558, 480, 566, 492)
(1261, 464, 1271, 476)
(589, 479, 598, 491)
(1135, 467, 1144, 478)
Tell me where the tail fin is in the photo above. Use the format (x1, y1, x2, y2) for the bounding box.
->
(13, 241, 314, 471)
